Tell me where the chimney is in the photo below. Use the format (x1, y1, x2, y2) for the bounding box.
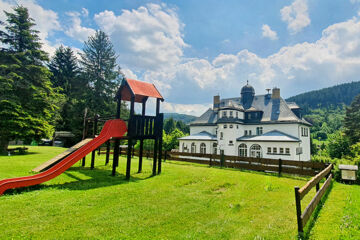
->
(272, 87, 280, 99)
(213, 95, 220, 110)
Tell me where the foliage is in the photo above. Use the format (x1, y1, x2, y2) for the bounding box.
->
(327, 131, 353, 159)
(48, 46, 87, 139)
(286, 81, 360, 110)
(344, 94, 360, 144)
(163, 128, 185, 151)
(0, 6, 63, 154)
(80, 30, 127, 119)
(164, 117, 189, 134)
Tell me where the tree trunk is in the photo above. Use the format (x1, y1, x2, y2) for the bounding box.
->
(0, 137, 9, 155)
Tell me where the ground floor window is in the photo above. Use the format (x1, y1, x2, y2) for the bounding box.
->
(191, 142, 196, 153)
(200, 143, 206, 154)
(213, 143, 217, 154)
(250, 144, 262, 158)
(238, 143, 247, 157)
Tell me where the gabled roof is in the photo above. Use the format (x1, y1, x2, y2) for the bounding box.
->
(237, 130, 300, 142)
(116, 78, 164, 103)
(178, 131, 217, 141)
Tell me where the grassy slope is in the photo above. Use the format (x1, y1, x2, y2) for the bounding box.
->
(309, 182, 360, 240)
(0, 146, 357, 239)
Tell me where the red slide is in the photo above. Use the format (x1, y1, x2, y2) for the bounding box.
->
(0, 119, 127, 196)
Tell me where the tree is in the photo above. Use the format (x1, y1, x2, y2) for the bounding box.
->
(48, 46, 87, 137)
(0, 6, 62, 154)
(164, 118, 176, 134)
(344, 94, 360, 144)
(163, 129, 185, 151)
(80, 30, 124, 117)
(327, 131, 352, 159)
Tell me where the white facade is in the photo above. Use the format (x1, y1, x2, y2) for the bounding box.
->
(179, 85, 311, 161)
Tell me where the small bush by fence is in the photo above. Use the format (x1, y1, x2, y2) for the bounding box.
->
(294, 164, 333, 235)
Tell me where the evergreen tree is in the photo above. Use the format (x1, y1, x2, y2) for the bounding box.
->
(49, 46, 87, 134)
(164, 118, 176, 134)
(0, 6, 62, 154)
(80, 30, 123, 117)
(344, 94, 360, 144)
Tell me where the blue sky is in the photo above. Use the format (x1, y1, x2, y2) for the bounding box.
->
(1, 0, 360, 115)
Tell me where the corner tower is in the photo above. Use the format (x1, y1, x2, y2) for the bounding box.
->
(241, 81, 255, 109)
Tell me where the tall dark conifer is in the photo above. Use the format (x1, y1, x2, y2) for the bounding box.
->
(80, 30, 124, 117)
(0, 6, 62, 153)
(344, 94, 360, 144)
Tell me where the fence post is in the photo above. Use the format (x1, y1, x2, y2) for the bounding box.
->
(278, 158, 282, 176)
(209, 154, 212, 167)
(220, 152, 225, 168)
(164, 151, 167, 162)
(316, 183, 320, 192)
(294, 186, 303, 235)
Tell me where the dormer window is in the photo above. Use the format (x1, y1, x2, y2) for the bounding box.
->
(223, 111, 227, 117)
(230, 111, 233, 117)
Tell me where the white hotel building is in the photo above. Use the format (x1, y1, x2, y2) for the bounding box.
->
(179, 83, 311, 161)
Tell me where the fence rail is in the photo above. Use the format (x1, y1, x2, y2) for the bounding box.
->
(168, 152, 326, 177)
(294, 164, 333, 235)
(97, 148, 327, 177)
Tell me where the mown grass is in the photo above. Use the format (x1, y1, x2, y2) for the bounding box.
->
(0, 146, 358, 239)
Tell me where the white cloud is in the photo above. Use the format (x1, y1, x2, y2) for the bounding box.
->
(137, 15, 360, 117)
(81, 7, 89, 17)
(162, 102, 212, 116)
(94, 3, 188, 70)
(262, 24, 278, 40)
(65, 11, 96, 42)
(0, 0, 61, 55)
(281, 0, 310, 34)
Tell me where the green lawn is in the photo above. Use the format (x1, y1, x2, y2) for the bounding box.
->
(0, 146, 358, 239)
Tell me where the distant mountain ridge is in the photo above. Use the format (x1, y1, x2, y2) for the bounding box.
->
(164, 113, 197, 124)
(286, 81, 360, 109)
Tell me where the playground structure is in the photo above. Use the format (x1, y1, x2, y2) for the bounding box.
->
(0, 79, 164, 195)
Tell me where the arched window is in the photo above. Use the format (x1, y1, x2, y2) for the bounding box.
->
(213, 142, 217, 154)
(200, 143, 206, 154)
(250, 144, 262, 158)
(191, 142, 196, 153)
(182, 143, 188, 152)
(238, 143, 247, 157)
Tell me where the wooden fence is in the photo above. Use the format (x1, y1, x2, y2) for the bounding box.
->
(294, 164, 333, 235)
(167, 151, 326, 177)
(98, 148, 326, 177)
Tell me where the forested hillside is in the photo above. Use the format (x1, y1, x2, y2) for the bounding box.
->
(286, 81, 360, 111)
(164, 113, 196, 124)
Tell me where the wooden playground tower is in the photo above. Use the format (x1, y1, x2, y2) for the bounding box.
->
(83, 78, 164, 179)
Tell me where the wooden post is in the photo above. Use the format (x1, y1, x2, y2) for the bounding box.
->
(164, 151, 167, 162)
(278, 158, 282, 176)
(126, 96, 135, 180)
(138, 98, 146, 173)
(316, 183, 320, 192)
(294, 186, 303, 234)
(153, 139, 158, 175)
(112, 139, 119, 176)
(91, 150, 95, 169)
(105, 140, 110, 165)
(126, 139, 132, 180)
(158, 136, 163, 174)
(82, 156, 86, 166)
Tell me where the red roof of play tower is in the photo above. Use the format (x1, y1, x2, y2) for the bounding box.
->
(116, 78, 164, 103)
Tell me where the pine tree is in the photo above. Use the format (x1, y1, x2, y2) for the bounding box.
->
(344, 94, 360, 144)
(80, 30, 123, 117)
(0, 6, 62, 154)
(49, 46, 86, 134)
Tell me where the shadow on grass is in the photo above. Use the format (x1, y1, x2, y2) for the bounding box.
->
(3, 166, 155, 196)
(299, 181, 334, 240)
